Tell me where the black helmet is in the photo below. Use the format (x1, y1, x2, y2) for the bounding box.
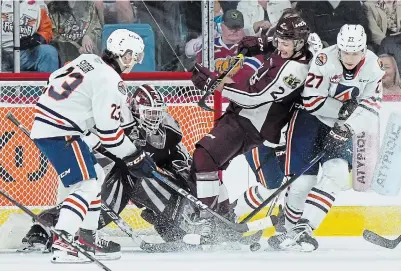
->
(274, 13, 310, 52)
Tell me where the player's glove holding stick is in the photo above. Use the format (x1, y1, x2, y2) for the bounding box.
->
(324, 122, 353, 153)
(324, 98, 358, 153)
(237, 35, 274, 57)
(123, 149, 156, 179)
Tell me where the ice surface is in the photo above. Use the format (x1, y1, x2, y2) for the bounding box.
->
(1, 237, 401, 271)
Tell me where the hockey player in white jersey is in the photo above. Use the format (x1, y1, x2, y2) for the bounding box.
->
(269, 24, 384, 251)
(29, 29, 158, 263)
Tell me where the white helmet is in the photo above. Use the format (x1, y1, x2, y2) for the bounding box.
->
(337, 24, 367, 53)
(106, 29, 145, 73)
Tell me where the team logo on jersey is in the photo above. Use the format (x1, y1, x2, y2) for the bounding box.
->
(283, 74, 301, 89)
(377, 58, 385, 71)
(330, 74, 342, 84)
(215, 56, 242, 75)
(334, 84, 360, 101)
(118, 81, 127, 95)
(315, 53, 327, 66)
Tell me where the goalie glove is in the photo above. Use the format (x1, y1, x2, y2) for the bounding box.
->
(191, 63, 218, 93)
(324, 122, 353, 153)
(338, 99, 358, 120)
(123, 149, 156, 179)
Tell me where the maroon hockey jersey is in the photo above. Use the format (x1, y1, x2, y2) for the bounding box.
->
(223, 51, 313, 144)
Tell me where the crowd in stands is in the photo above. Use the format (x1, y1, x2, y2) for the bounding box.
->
(1, 0, 401, 94)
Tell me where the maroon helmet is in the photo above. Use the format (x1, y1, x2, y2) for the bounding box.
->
(274, 13, 310, 52)
(130, 84, 167, 134)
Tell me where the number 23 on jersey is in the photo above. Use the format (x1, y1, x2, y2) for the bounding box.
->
(44, 66, 121, 121)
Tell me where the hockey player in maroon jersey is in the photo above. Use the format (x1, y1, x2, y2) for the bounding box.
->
(189, 11, 313, 243)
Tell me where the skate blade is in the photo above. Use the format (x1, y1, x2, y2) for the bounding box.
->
(280, 242, 316, 252)
(51, 250, 92, 264)
(93, 251, 121, 261)
(51, 256, 92, 264)
(17, 243, 49, 254)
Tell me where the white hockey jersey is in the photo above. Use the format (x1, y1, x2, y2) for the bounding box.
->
(302, 45, 385, 135)
(30, 54, 137, 159)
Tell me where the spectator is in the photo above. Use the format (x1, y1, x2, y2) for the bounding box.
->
(378, 33, 401, 76)
(379, 54, 401, 94)
(47, 0, 102, 65)
(364, 0, 401, 49)
(1, 0, 58, 72)
(101, 0, 135, 24)
(196, 9, 263, 79)
(295, 1, 372, 47)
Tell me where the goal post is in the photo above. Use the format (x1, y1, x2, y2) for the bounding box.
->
(0, 72, 222, 248)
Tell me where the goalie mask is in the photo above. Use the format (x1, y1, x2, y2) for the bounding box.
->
(130, 85, 168, 149)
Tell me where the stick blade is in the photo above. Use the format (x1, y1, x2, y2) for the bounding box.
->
(363, 229, 400, 249)
(5, 112, 19, 126)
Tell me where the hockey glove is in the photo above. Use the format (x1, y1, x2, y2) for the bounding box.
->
(237, 35, 273, 57)
(191, 63, 218, 93)
(323, 122, 353, 153)
(338, 99, 358, 120)
(123, 149, 156, 179)
(20, 34, 44, 50)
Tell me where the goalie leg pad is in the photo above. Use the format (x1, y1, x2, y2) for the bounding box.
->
(98, 167, 135, 229)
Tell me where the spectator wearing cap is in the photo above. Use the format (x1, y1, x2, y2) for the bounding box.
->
(1, 0, 59, 72)
(195, 10, 263, 82)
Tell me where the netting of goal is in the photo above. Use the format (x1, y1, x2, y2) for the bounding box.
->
(0, 72, 221, 248)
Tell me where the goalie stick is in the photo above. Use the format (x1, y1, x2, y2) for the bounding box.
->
(151, 169, 275, 234)
(197, 49, 247, 112)
(0, 188, 112, 271)
(240, 151, 325, 223)
(5, 112, 142, 246)
(363, 229, 401, 249)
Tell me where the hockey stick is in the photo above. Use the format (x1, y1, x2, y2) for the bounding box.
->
(197, 49, 247, 112)
(363, 229, 401, 249)
(151, 170, 274, 234)
(0, 189, 111, 270)
(5, 112, 142, 245)
(240, 151, 325, 223)
(100, 200, 143, 245)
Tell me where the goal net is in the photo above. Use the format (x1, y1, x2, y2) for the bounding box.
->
(0, 72, 220, 249)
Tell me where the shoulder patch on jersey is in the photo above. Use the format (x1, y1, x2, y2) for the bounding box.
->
(377, 58, 385, 71)
(315, 53, 327, 66)
(283, 74, 301, 89)
(118, 81, 127, 95)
